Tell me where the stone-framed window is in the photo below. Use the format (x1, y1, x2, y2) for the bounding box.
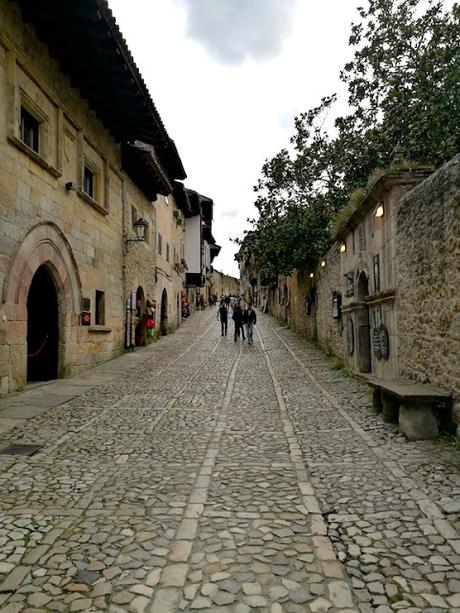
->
(158, 233, 163, 256)
(19, 106, 40, 153)
(166, 243, 170, 263)
(77, 138, 108, 215)
(358, 225, 366, 252)
(95, 290, 105, 326)
(83, 165, 95, 199)
(7, 56, 62, 177)
(9, 86, 60, 177)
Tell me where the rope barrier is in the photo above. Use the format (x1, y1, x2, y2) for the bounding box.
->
(27, 334, 49, 358)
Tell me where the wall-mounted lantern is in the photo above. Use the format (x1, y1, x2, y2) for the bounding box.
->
(309, 272, 314, 278)
(375, 201, 384, 218)
(340, 242, 346, 253)
(321, 260, 326, 267)
(125, 217, 149, 246)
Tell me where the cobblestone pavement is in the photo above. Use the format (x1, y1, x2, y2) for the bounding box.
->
(0, 310, 459, 612)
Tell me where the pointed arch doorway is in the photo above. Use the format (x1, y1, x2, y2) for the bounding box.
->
(3, 222, 82, 391)
(27, 265, 59, 381)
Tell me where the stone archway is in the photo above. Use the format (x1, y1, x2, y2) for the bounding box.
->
(27, 264, 59, 381)
(2, 222, 82, 391)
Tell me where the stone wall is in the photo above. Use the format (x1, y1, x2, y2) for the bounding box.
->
(396, 154, 460, 423)
(155, 194, 186, 332)
(210, 270, 239, 299)
(314, 249, 346, 362)
(0, 1, 163, 392)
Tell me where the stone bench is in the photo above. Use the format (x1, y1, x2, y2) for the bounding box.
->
(365, 377, 452, 440)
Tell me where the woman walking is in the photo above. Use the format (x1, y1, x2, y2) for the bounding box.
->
(243, 302, 257, 344)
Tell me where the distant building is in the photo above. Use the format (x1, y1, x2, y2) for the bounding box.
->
(184, 190, 220, 307)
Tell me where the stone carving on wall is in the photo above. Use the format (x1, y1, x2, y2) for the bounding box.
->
(373, 254, 381, 294)
(373, 323, 390, 360)
(345, 317, 354, 355)
(345, 272, 354, 297)
(332, 291, 342, 319)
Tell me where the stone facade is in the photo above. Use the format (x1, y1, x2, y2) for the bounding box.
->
(122, 177, 158, 348)
(155, 194, 186, 333)
(209, 269, 239, 299)
(244, 158, 459, 428)
(396, 155, 460, 422)
(0, 0, 196, 394)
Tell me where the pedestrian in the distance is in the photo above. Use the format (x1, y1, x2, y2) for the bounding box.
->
(243, 302, 257, 344)
(217, 301, 228, 336)
(232, 302, 245, 342)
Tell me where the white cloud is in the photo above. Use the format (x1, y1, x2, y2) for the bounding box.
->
(107, 0, 362, 277)
(179, 0, 297, 65)
(220, 207, 239, 219)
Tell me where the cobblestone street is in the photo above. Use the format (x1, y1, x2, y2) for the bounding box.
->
(0, 309, 459, 613)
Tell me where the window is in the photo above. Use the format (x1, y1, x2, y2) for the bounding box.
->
(95, 290, 105, 325)
(158, 233, 162, 255)
(166, 243, 170, 262)
(20, 107, 40, 153)
(131, 206, 138, 227)
(358, 225, 366, 252)
(83, 166, 95, 198)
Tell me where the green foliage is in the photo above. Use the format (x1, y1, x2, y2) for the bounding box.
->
(331, 359, 353, 378)
(275, 318, 289, 328)
(331, 187, 367, 238)
(241, 0, 460, 279)
(388, 590, 405, 605)
(439, 430, 460, 450)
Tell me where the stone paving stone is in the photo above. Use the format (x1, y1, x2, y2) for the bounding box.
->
(0, 310, 458, 611)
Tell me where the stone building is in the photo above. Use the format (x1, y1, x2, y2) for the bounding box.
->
(244, 158, 460, 425)
(235, 236, 263, 304)
(154, 189, 189, 335)
(209, 269, 239, 299)
(330, 168, 432, 380)
(0, 0, 186, 393)
(396, 155, 460, 423)
(184, 190, 220, 307)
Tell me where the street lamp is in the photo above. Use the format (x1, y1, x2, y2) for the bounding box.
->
(375, 201, 384, 218)
(125, 218, 149, 246)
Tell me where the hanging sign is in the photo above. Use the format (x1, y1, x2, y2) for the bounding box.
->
(81, 312, 91, 326)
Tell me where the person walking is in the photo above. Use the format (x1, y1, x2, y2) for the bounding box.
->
(244, 303, 257, 344)
(217, 301, 228, 336)
(232, 302, 245, 341)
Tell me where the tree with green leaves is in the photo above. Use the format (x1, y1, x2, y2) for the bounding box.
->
(241, 0, 459, 279)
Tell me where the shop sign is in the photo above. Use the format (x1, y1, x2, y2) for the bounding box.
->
(81, 312, 91, 326)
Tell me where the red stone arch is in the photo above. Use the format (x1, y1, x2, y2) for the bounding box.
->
(2, 222, 82, 390)
(3, 222, 82, 312)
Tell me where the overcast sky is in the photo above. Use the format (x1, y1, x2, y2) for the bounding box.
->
(108, 0, 363, 278)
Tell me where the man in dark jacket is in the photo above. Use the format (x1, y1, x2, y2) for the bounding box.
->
(232, 303, 245, 341)
(217, 301, 228, 336)
(243, 303, 257, 344)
